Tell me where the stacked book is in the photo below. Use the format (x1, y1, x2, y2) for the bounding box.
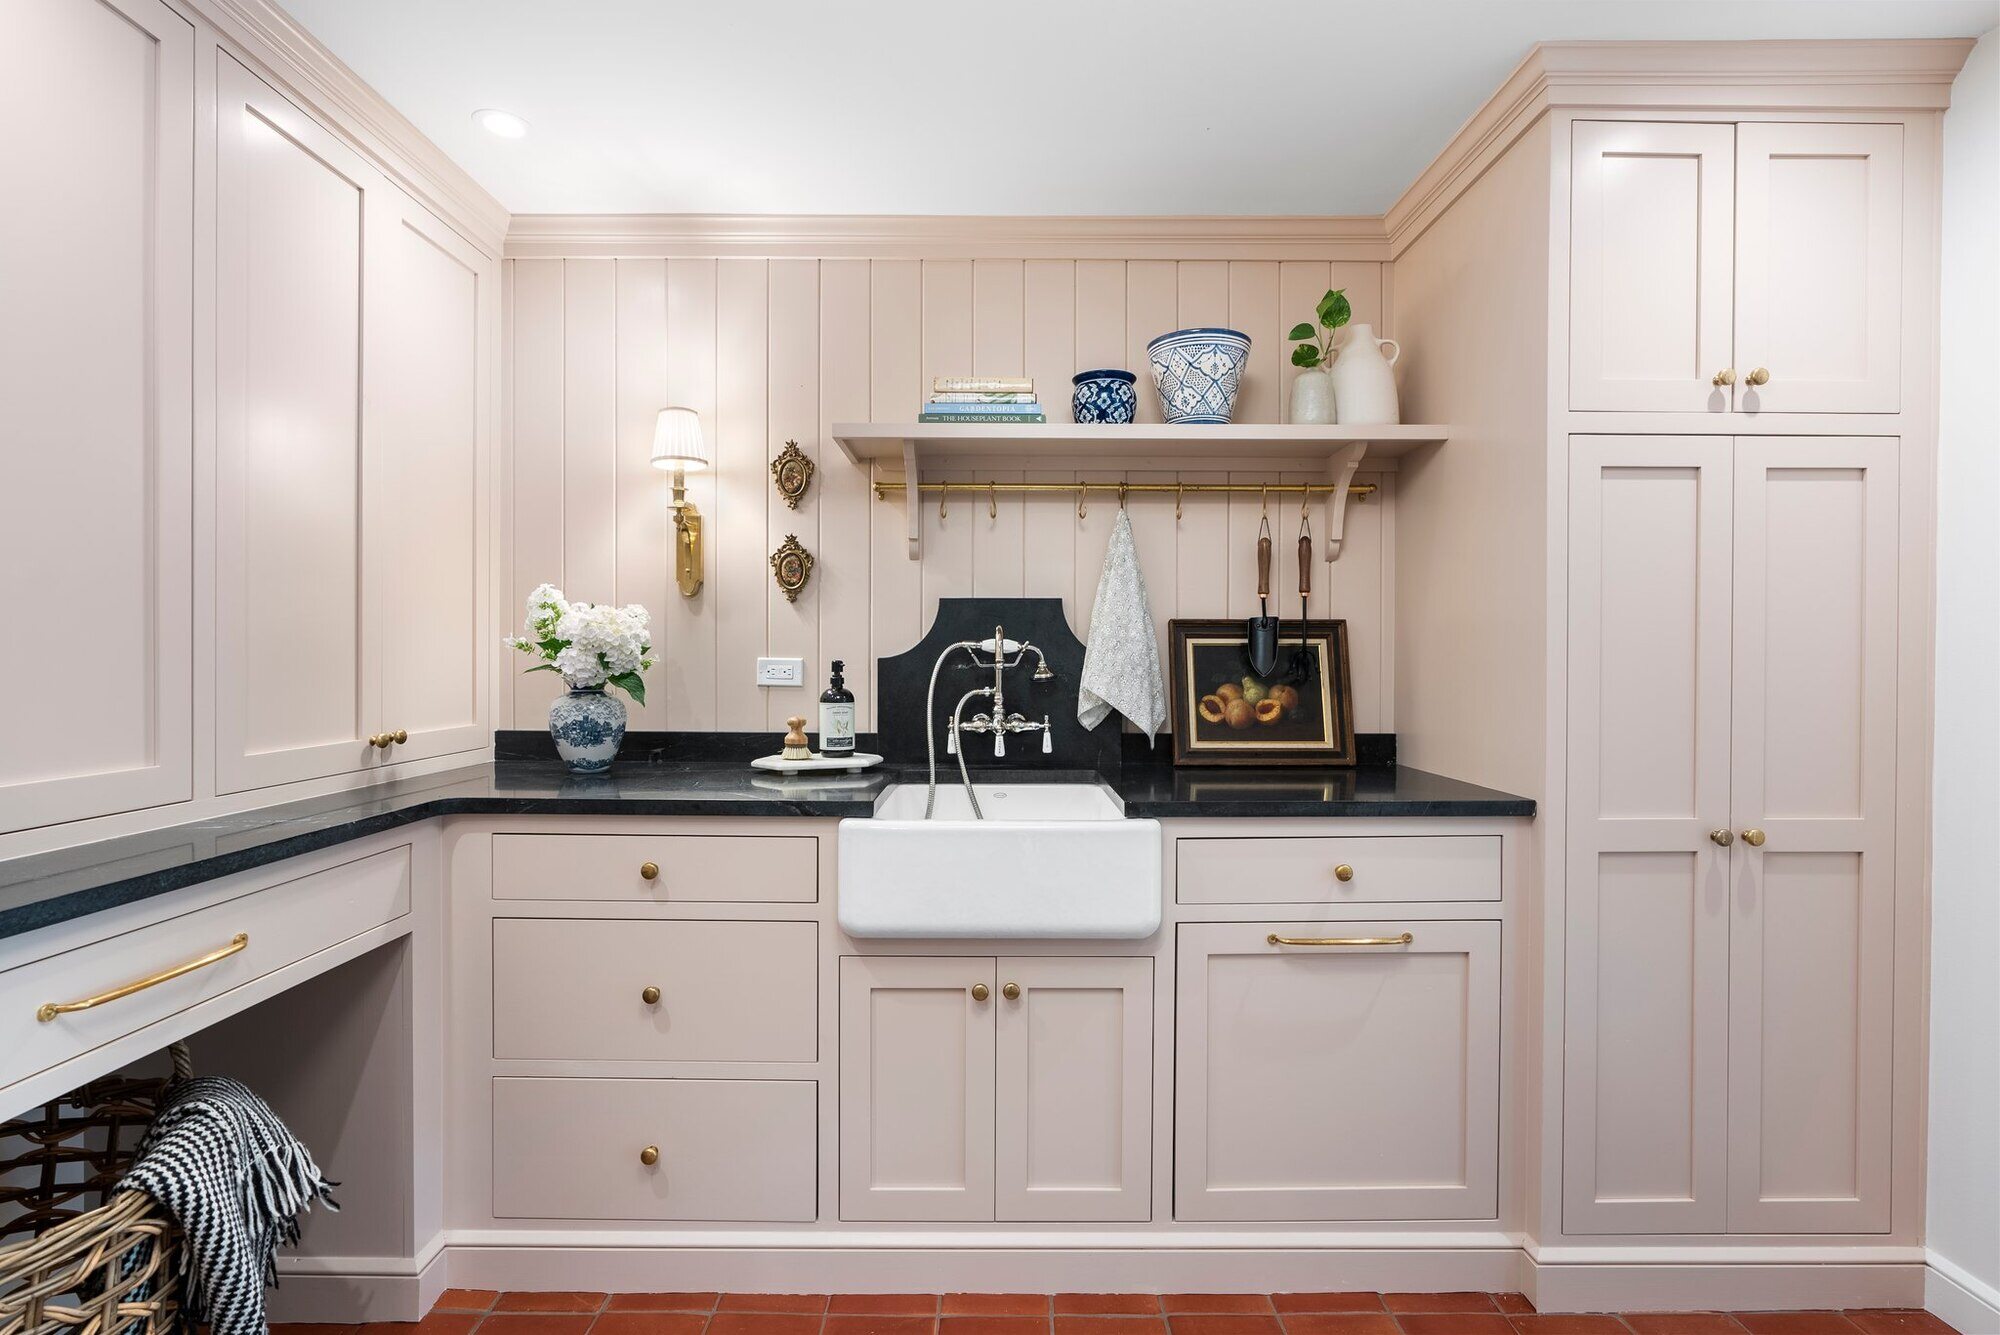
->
(921, 377, 1045, 424)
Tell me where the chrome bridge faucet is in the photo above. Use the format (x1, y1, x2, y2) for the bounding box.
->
(923, 623, 1055, 819)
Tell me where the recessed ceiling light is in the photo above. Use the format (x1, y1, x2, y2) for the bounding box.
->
(474, 109, 529, 140)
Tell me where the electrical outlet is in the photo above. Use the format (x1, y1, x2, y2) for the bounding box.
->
(755, 657, 804, 687)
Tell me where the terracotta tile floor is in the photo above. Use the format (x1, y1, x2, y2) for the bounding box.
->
(274, 1293, 1963, 1335)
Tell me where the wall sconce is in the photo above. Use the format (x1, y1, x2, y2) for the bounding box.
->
(651, 407, 709, 596)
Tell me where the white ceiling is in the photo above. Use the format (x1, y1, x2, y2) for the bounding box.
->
(277, 0, 1998, 216)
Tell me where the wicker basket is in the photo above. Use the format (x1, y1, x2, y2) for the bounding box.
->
(0, 1044, 191, 1335)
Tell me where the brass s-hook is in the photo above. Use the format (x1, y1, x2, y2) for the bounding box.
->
(1261, 482, 1269, 516)
(988, 482, 997, 520)
(939, 486, 948, 522)
(1076, 485, 1087, 521)
(1118, 481, 1128, 511)
(1175, 481, 1184, 522)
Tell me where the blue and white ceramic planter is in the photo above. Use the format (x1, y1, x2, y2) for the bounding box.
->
(549, 686, 627, 773)
(1071, 369, 1137, 424)
(1146, 327, 1252, 424)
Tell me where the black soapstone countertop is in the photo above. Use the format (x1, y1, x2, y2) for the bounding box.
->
(0, 755, 1532, 942)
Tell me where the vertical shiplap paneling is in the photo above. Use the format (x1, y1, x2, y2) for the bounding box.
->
(1326, 468, 1389, 732)
(1125, 468, 1182, 700)
(510, 258, 567, 726)
(766, 259, 820, 728)
(1074, 261, 1126, 375)
(1229, 261, 1283, 425)
(818, 259, 874, 730)
(1021, 260, 1077, 626)
(868, 260, 924, 663)
(501, 259, 517, 727)
(612, 258, 671, 730)
(561, 259, 618, 602)
(919, 260, 975, 623)
(1175, 262, 1236, 625)
(971, 259, 1025, 597)
(662, 258, 718, 729)
(1124, 261, 1177, 426)
(714, 259, 770, 730)
(1176, 261, 1230, 328)
(1329, 260, 1385, 331)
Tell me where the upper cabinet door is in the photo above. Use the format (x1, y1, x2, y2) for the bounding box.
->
(1175, 921, 1500, 1222)
(0, 0, 193, 832)
(1727, 437, 1898, 1233)
(994, 957, 1152, 1223)
(1734, 124, 1903, 414)
(366, 194, 492, 762)
(838, 955, 996, 1222)
(1570, 121, 1736, 412)
(1562, 436, 1734, 1235)
(214, 56, 381, 792)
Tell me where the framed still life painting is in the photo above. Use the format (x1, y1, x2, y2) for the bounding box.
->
(1166, 619, 1357, 767)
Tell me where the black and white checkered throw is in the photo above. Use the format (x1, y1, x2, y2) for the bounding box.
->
(116, 1074, 339, 1335)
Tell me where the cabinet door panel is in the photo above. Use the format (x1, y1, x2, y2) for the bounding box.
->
(0, 0, 192, 831)
(1570, 121, 1735, 412)
(1734, 124, 1902, 413)
(214, 55, 378, 791)
(995, 957, 1151, 1222)
(838, 955, 994, 1221)
(369, 196, 490, 760)
(1175, 921, 1499, 1221)
(1564, 436, 1733, 1234)
(1727, 437, 1896, 1232)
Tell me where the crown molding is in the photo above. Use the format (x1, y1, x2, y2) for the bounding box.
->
(504, 214, 1391, 261)
(186, 0, 510, 256)
(1384, 37, 1976, 257)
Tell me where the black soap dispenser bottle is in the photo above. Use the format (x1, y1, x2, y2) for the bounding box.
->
(818, 660, 856, 757)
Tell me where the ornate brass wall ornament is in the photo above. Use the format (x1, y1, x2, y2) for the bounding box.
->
(770, 534, 815, 602)
(771, 439, 814, 510)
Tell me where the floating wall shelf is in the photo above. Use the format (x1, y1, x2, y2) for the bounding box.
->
(831, 422, 1450, 559)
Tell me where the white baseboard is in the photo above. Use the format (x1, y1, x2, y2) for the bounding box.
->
(265, 1235, 447, 1324)
(1524, 1258, 1925, 1314)
(1927, 1251, 2000, 1335)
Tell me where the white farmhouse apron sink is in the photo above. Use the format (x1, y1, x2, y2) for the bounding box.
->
(837, 783, 1161, 939)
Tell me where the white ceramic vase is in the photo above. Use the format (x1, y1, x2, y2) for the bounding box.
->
(1329, 324, 1402, 426)
(1288, 367, 1336, 424)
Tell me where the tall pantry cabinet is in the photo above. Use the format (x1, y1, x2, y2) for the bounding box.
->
(0, 0, 498, 837)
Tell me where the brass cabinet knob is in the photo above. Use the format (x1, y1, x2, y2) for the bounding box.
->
(1710, 828, 1735, 846)
(970, 983, 990, 1002)
(639, 861, 660, 881)
(367, 733, 389, 748)
(639, 1145, 660, 1167)
(1741, 828, 1767, 847)
(1712, 368, 1736, 386)
(641, 985, 661, 1005)
(1333, 863, 1355, 883)
(391, 729, 408, 745)
(1001, 982, 1020, 1001)
(1745, 367, 1770, 386)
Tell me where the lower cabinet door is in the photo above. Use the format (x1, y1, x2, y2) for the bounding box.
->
(1174, 921, 1500, 1221)
(994, 956, 1152, 1222)
(492, 1077, 817, 1221)
(839, 955, 995, 1221)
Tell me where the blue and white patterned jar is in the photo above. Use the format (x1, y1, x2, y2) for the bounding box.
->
(549, 686, 627, 773)
(1071, 369, 1137, 424)
(1145, 327, 1252, 424)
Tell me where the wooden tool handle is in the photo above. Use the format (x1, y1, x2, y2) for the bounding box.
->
(1257, 535, 1271, 598)
(1298, 534, 1313, 597)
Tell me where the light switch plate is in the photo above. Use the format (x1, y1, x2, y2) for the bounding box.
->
(756, 657, 804, 687)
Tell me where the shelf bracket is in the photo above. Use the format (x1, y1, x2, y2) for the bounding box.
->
(1323, 440, 1368, 563)
(881, 437, 920, 559)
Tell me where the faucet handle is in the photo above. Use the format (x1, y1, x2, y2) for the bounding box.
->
(1042, 716, 1052, 753)
(994, 731, 1006, 758)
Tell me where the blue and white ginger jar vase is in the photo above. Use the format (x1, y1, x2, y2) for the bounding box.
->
(1071, 369, 1138, 424)
(549, 686, 626, 773)
(1146, 328, 1252, 424)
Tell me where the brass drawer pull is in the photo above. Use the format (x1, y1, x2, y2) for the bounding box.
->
(639, 861, 660, 881)
(1001, 982, 1020, 1001)
(1740, 828, 1767, 847)
(641, 985, 662, 1005)
(1267, 932, 1414, 948)
(1333, 863, 1355, 882)
(639, 1144, 660, 1167)
(38, 933, 250, 1023)
(1744, 367, 1770, 386)
(970, 983, 990, 1002)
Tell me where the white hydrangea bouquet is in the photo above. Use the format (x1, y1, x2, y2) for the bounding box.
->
(505, 584, 654, 703)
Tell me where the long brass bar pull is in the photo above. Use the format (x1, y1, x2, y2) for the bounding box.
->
(1267, 932, 1414, 947)
(37, 933, 250, 1022)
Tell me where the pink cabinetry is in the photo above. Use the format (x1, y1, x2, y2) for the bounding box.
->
(1570, 120, 1904, 414)
(0, 0, 193, 831)
(1564, 434, 1899, 1235)
(1175, 921, 1501, 1222)
(838, 954, 1152, 1223)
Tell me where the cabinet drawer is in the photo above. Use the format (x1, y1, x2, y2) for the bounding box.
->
(3, 847, 410, 1091)
(1177, 835, 1499, 905)
(492, 833, 817, 903)
(492, 919, 817, 1061)
(493, 1076, 817, 1221)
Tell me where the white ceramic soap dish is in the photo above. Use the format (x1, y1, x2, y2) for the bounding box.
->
(750, 751, 884, 776)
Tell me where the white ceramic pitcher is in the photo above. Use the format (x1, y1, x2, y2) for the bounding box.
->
(1329, 324, 1401, 426)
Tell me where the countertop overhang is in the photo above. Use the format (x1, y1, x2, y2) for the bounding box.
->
(0, 760, 1533, 941)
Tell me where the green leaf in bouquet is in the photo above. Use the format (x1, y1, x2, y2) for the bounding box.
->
(1291, 344, 1322, 367)
(1316, 289, 1351, 329)
(1286, 322, 1316, 342)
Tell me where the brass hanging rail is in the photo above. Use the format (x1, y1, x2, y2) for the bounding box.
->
(872, 480, 1376, 501)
